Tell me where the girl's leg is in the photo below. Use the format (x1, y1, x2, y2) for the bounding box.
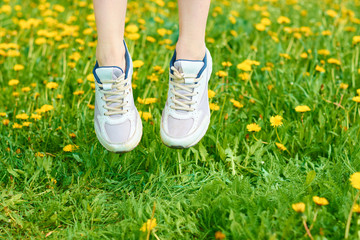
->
(93, 0, 127, 69)
(176, 0, 211, 60)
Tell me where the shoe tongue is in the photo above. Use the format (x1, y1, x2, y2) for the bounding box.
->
(95, 67, 124, 90)
(95, 67, 125, 118)
(174, 60, 204, 83)
(172, 60, 204, 113)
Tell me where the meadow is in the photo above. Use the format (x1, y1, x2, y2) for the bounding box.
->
(1, 0, 360, 239)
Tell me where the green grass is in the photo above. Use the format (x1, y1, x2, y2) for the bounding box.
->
(1, 0, 360, 239)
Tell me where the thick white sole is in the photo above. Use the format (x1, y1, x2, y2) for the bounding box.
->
(160, 116, 210, 148)
(94, 114, 143, 153)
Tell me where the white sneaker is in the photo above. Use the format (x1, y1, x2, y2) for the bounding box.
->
(93, 42, 142, 152)
(160, 48, 212, 148)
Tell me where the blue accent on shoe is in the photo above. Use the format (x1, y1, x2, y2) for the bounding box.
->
(92, 40, 131, 83)
(123, 40, 131, 79)
(197, 52, 207, 78)
(170, 50, 207, 79)
(169, 50, 177, 75)
(92, 63, 124, 84)
(175, 59, 203, 62)
(92, 61, 101, 84)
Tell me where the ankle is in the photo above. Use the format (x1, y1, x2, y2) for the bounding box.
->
(96, 41, 126, 69)
(176, 40, 206, 60)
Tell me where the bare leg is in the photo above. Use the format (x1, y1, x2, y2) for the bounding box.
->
(176, 0, 211, 60)
(93, 0, 127, 69)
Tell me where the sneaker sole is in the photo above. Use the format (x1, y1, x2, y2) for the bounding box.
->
(160, 116, 210, 149)
(94, 114, 143, 153)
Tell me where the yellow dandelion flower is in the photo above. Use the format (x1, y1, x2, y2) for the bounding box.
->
(277, 16, 291, 24)
(16, 113, 29, 120)
(13, 64, 24, 71)
(53, 4, 65, 12)
(125, 24, 139, 33)
(318, 49, 330, 56)
(279, 53, 291, 60)
(353, 36, 360, 45)
(229, 16, 236, 24)
(345, 27, 356, 32)
(247, 123, 261, 132)
(13, 123, 23, 129)
(137, 97, 157, 105)
(326, 9, 337, 18)
(350, 172, 360, 189)
(127, 33, 140, 41)
(140, 112, 152, 121)
(3, 119, 10, 126)
(321, 30, 332, 36)
(67, 62, 76, 68)
(353, 204, 360, 213)
(22, 122, 32, 127)
(327, 58, 341, 65)
(157, 28, 167, 36)
(295, 105, 311, 113)
(87, 104, 95, 109)
(73, 90, 84, 95)
(146, 36, 156, 43)
(0, 112, 6, 117)
(216, 71, 228, 77)
(209, 103, 220, 111)
(237, 62, 252, 72)
(352, 96, 360, 103)
(315, 65, 325, 73)
(276, 143, 287, 151)
(36, 104, 54, 113)
(153, 65, 164, 73)
(238, 72, 250, 80)
(147, 73, 159, 82)
(140, 218, 157, 232)
(86, 74, 95, 82)
(58, 44, 70, 50)
(215, 231, 226, 240)
(255, 23, 266, 31)
(340, 83, 348, 90)
(221, 61, 232, 67)
(208, 90, 216, 98)
(312, 196, 329, 206)
(230, 30, 238, 37)
(35, 152, 45, 157)
(9, 79, 19, 86)
(46, 82, 59, 89)
(133, 60, 144, 68)
(300, 52, 308, 59)
(261, 18, 271, 26)
(63, 144, 78, 152)
(270, 115, 283, 127)
(21, 87, 31, 92)
(30, 113, 41, 120)
(86, 14, 95, 21)
(35, 37, 47, 45)
(292, 202, 305, 213)
(69, 52, 81, 62)
(230, 99, 243, 108)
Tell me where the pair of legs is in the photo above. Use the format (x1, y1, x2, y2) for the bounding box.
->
(93, 0, 211, 69)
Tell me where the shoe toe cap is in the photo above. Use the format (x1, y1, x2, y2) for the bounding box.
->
(166, 116, 194, 138)
(104, 120, 131, 144)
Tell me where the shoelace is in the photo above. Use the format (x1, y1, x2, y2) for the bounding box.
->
(98, 74, 130, 116)
(169, 66, 200, 111)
